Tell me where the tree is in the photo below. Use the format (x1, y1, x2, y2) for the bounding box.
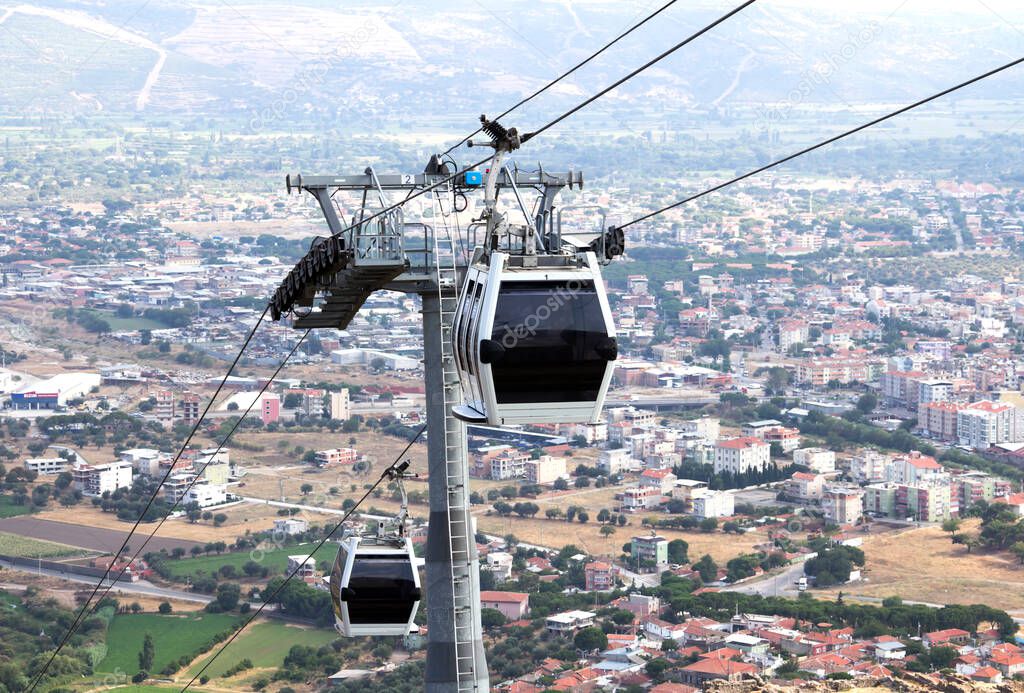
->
(158, 601, 172, 615)
(941, 518, 962, 543)
(597, 508, 611, 523)
(138, 633, 155, 672)
(600, 525, 616, 537)
(856, 392, 878, 415)
(667, 539, 689, 565)
(694, 554, 718, 583)
(300, 483, 313, 496)
(573, 626, 607, 652)
(577, 511, 589, 524)
(553, 477, 569, 491)
(699, 517, 718, 532)
(545, 507, 562, 520)
(213, 513, 228, 527)
(215, 582, 241, 611)
(1011, 542, 1024, 565)
(480, 608, 507, 629)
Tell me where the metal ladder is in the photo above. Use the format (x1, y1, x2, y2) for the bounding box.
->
(433, 228, 479, 692)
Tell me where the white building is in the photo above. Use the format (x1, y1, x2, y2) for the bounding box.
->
(72, 461, 133, 497)
(183, 482, 227, 508)
(917, 379, 954, 408)
(119, 448, 167, 476)
(621, 485, 662, 510)
(792, 448, 836, 474)
(9, 372, 101, 410)
(525, 455, 568, 485)
(274, 518, 308, 536)
(484, 551, 513, 581)
(850, 450, 889, 484)
(681, 416, 720, 442)
(330, 348, 419, 371)
(287, 555, 318, 585)
(545, 610, 596, 634)
(597, 448, 636, 475)
(690, 489, 735, 518)
(23, 457, 70, 475)
(713, 437, 771, 475)
(329, 389, 351, 421)
(957, 400, 1024, 450)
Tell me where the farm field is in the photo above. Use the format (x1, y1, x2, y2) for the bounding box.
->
(34, 505, 279, 544)
(97, 612, 242, 675)
(0, 530, 89, 558)
(0, 496, 32, 519)
(0, 516, 200, 554)
(820, 520, 1024, 611)
(162, 542, 337, 581)
(183, 621, 337, 679)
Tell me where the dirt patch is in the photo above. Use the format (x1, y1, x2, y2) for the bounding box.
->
(821, 519, 1024, 610)
(0, 516, 201, 554)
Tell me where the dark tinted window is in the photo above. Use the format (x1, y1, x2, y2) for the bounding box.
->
(489, 281, 609, 404)
(346, 555, 417, 625)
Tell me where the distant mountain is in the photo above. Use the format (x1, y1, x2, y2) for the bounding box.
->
(0, 0, 1021, 125)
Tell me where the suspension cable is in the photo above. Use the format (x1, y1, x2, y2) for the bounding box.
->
(614, 56, 1024, 231)
(26, 306, 271, 692)
(179, 425, 427, 692)
(522, 0, 757, 143)
(440, 0, 683, 156)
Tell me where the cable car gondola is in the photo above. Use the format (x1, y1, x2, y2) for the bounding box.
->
(451, 249, 617, 426)
(329, 463, 421, 637)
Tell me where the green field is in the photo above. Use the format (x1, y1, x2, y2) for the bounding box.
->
(81, 309, 170, 331)
(163, 542, 336, 581)
(0, 496, 32, 519)
(185, 621, 337, 679)
(98, 613, 242, 675)
(0, 531, 87, 558)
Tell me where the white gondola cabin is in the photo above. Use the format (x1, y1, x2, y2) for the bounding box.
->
(451, 250, 617, 426)
(330, 534, 421, 637)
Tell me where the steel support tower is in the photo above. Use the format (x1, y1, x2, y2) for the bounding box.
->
(270, 165, 582, 692)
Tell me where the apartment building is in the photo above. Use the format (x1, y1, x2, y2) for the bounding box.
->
(72, 461, 133, 497)
(823, 486, 864, 526)
(622, 485, 662, 510)
(714, 437, 771, 475)
(919, 401, 965, 441)
(597, 448, 636, 475)
(631, 534, 669, 565)
(850, 450, 889, 484)
(584, 561, 616, 591)
(690, 489, 735, 518)
(261, 393, 280, 425)
(786, 472, 825, 502)
(792, 447, 836, 474)
(329, 389, 351, 421)
(524, 455, 567, 485)
(178, 392, 200, 424)
(886, 451, 946, 486)
(957, 400, 1024, 450)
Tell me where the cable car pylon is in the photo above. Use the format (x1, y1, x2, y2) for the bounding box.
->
(271, 121, 612, 692)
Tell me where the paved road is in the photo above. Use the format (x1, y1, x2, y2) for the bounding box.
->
(0, 517, 203, 555)
(0, 558, 212, 604)
(722, 561, 805, 598)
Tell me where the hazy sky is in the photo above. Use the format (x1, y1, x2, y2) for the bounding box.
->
(750, 0, 1024, 16)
